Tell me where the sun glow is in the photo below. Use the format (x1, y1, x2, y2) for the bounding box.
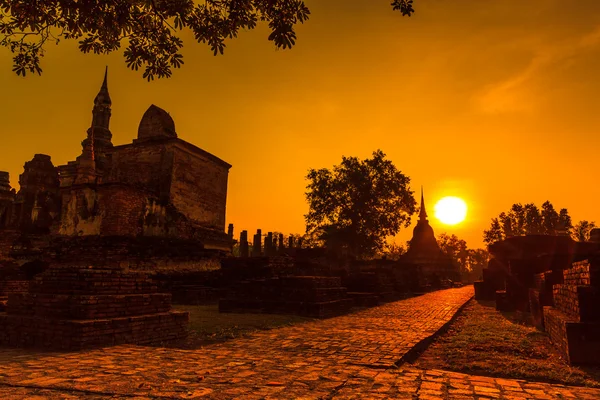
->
(434, 197, 468, 225)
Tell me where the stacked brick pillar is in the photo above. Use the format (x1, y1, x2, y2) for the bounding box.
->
(543, 259, 600, 364)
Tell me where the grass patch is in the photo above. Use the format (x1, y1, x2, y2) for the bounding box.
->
(412, 300, 600, 387)
(168, 304, 315, 349)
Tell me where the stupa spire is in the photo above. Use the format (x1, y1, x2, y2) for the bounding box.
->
(419, 186, 428, 221)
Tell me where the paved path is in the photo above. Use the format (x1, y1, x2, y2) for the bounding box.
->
(0, 286, 599, 399)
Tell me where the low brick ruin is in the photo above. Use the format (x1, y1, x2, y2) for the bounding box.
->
(543, 259, 600, 364)
(0, 265, 188, 350)
(219, 276, 353, 318)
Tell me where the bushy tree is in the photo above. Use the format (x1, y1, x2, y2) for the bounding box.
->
(0, 0, 416, 80)
(438, 232, 488, 282)
(438, 233, 468, 268)
(378, 241, 406, 260)
(305, 149, 417, 259)
(483, 201, 573, 245)
(572, 220, 597, 242)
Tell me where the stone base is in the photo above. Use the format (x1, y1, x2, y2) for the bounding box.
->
(348, 292, 380, 307)
(0, 311, 189, 351)
(218, 298, 353, 319)
(543, 307, 600, 364)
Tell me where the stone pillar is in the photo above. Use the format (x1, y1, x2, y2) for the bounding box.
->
(252, 229, 262, 257)
(278, 234, 284, 253)
(227, 223, 234, 239)
(240, 230, 249, 258)
(288, 235, 295, 249)
(298, 238, 304, 249)
(0, 171, 15, 229)
(266, 232, 273, 256)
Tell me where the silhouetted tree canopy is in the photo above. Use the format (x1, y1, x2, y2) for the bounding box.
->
(438, 233, 488, 282)
(572, 220, 596, 242)
(304, 149, 417, 259)
(0, 0, 416, 80)
(483, 201, 573, 245)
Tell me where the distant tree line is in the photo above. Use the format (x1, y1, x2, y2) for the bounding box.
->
(483, 201, 597, 244)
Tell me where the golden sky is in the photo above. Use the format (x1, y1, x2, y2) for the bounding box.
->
(2, 0, 600, 249)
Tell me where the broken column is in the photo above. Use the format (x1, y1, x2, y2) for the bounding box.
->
(0, 172, 15, 229)
(240, 230, 249, 258)
(266, 232, 273, 256)
(252, 229, 262, 257)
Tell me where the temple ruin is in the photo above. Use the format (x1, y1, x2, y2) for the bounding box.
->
(0, 68, 232, 263)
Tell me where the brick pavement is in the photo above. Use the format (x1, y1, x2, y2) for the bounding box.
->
(0, 286, 599, 399)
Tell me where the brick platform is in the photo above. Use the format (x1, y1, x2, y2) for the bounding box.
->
(219, 276, 353, 318)
(0, 265, 188, 350)
(544, 259, 600, 364)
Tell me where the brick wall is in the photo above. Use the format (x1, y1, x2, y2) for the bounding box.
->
(0, 280, 29, 296)
(99, 184, 146, 236)
(170, 144, 229, 230)
(544, 259, 600, 364)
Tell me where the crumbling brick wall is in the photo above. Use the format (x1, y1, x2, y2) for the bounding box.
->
(169, 143, 229, 230)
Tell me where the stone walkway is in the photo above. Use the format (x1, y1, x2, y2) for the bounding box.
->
(0, 286, 599, 399)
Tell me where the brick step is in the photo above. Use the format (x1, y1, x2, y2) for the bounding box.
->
(0, 280, 30, 296)
(0, 311, 189, 351)
(6, 293, 173, 319)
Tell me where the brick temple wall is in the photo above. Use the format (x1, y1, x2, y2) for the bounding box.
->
(169, 144, 229, 230)
(107, 143, 169, 196)
(99, 184, 147, 236)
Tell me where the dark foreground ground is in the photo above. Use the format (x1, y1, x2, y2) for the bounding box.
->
(1, 287, 599, 399)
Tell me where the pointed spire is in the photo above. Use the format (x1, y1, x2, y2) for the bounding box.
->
(419, 186, 428, 221)
(102, 65, 108, 89)
(94, 66, 111, 106)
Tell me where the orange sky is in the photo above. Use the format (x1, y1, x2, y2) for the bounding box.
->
(2, 0, 600, 249)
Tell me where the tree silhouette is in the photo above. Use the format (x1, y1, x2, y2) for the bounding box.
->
(483, 201, 573, 245)
(304, 149, 416, 259)
(572, 220, 596, 242)
(0, 0, 415, 80)
(438, 232, 488, 282)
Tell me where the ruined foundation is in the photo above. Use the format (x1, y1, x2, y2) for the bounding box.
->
(543, 259, 600, 364)
(219, 276, 353, 318)
(0, 265, 188, 350)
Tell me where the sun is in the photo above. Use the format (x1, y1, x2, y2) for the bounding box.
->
(434, 196, 468, 225)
